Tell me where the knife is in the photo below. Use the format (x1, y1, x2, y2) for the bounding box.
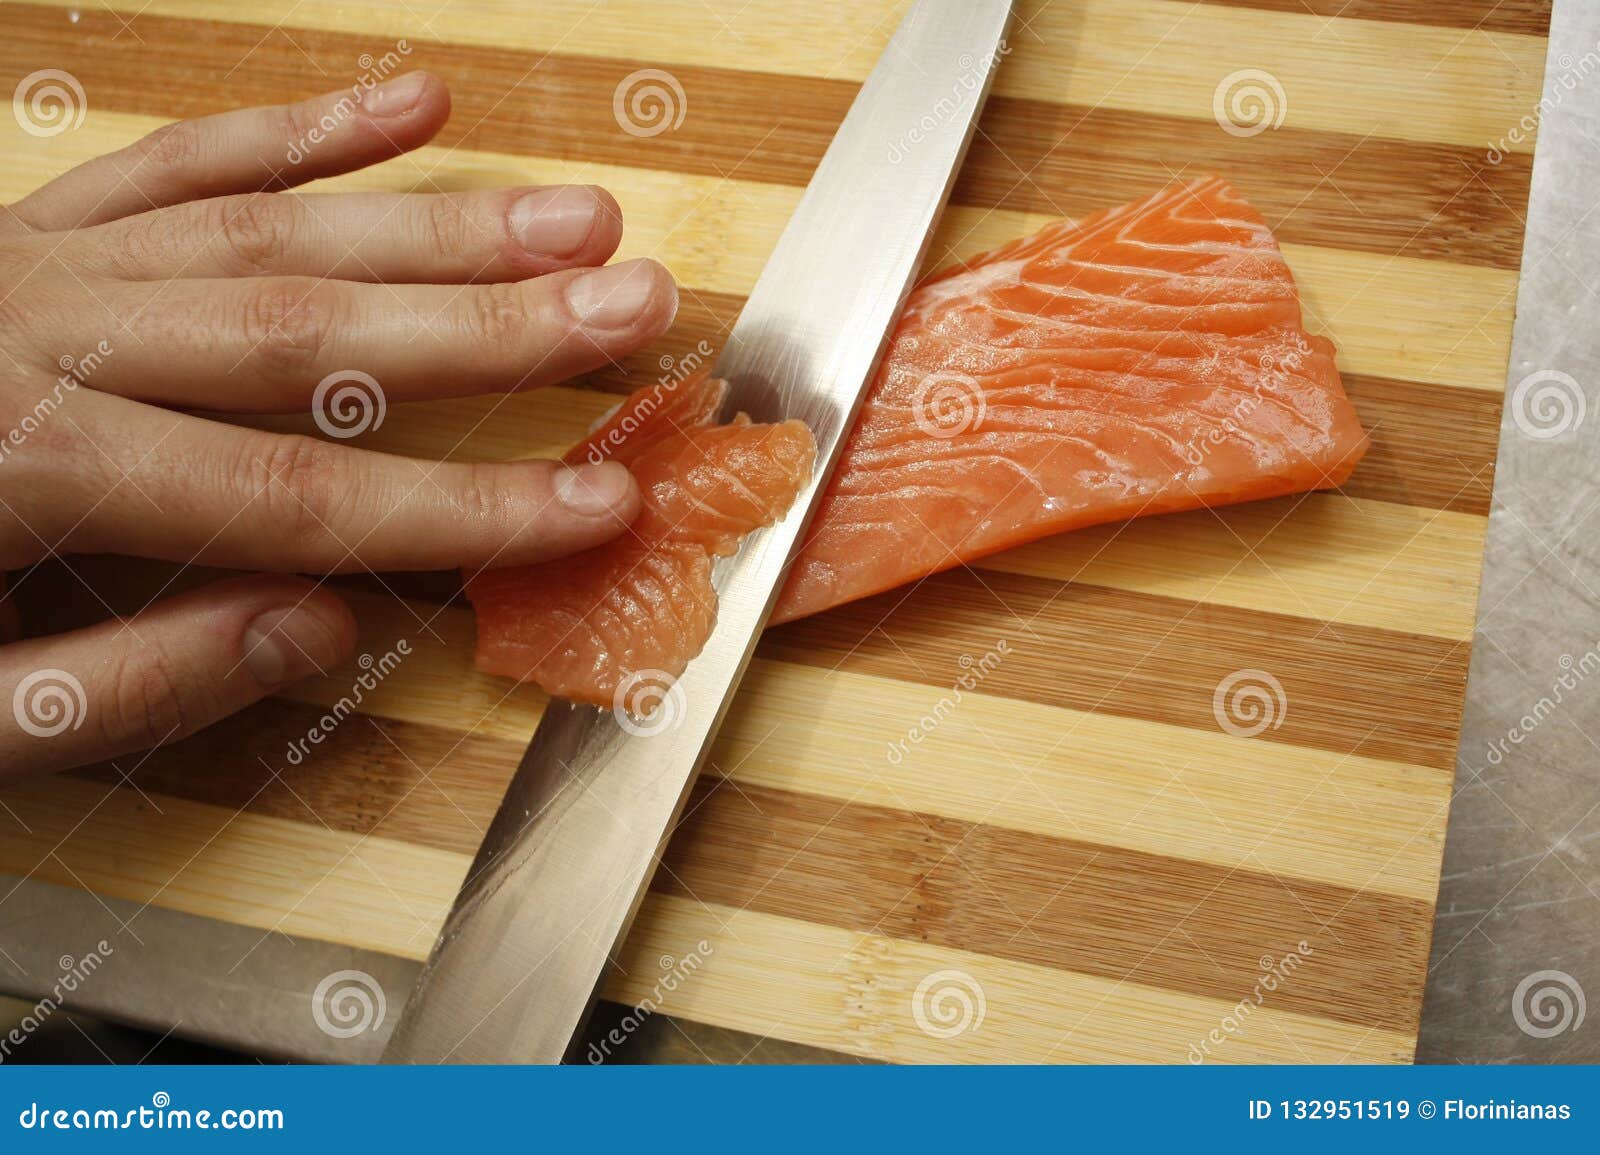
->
(384, 0, 1013, 1064)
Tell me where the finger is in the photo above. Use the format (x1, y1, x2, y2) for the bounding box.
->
(59, 185, 624, 284)
(9, 72, 450, 232)
(58, 395, 642, 573)
(0, 575, 355, 782)
(72, 258, 678, 411)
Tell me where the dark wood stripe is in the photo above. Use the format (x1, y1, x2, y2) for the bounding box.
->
(1206, 0, 1550, 37)
(1340, 373, 1501, 515)
(590, 290, 1503, 517)
(67, 701, 1427, 1033)
(762, 568, 1470, 770)
(3, 4, 1530, 270)
(661, 778, 1430, 1033)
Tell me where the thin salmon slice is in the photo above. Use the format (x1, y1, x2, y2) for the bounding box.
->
(468, 175, 1367, 702)
(467, 373, 816, 703)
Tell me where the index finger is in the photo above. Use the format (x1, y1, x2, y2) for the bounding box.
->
(9, 71, 451, 232)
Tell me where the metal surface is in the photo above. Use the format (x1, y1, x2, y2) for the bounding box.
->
(383, 0, 1013, 1063)
(1418, 0, 1600, 1064)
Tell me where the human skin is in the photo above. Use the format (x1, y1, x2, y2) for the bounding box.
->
(0, 71, 678, 781)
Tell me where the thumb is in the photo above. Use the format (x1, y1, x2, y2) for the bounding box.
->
(0, 575, 356, 783)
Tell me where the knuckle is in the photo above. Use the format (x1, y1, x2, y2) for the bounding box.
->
(215, 193, 296, 276)
(422, 194, 473, 262)
(464, 281, 527, 347)
(254, 433, 345, 548)
(240, 278, 336, 382)
(450, 461, 511, 530)
(131, 119, 202, 179)
(103, 645, 189, 749)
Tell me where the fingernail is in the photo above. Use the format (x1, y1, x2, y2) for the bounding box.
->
(554, 461, 635, 517)
(243, 606, 345, 686)
(565, 260, 658, 330)
(362, 72, 429, 118)
(509, 187, 601, 258)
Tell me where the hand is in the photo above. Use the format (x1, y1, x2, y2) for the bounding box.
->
(0, 72, 677, 782)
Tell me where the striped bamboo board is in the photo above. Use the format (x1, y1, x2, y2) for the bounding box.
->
(0, 0, 1547, 1063)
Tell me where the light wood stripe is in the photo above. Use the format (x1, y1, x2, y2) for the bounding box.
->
(613, 895, 1416, 1063)
(0, 782, 1411, 1060)
(20, 0, 1544, 151)
(0, 112, 1517, 393)
(2, 4, 1532, 269)
(255, 588, 1450, 900)
(0, 775, 462, 958)
(984, 495, 1487, 641)
(1208, 0, 1550, 37)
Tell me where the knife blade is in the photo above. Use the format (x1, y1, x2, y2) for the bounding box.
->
(384, 0, 1013, 1064)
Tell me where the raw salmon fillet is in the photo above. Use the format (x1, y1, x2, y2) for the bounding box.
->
(467, 373, 816, 704)
(468, 176, 1367, 701)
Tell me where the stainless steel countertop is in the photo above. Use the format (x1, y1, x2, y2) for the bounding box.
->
(1415, 0, 1599, 1064)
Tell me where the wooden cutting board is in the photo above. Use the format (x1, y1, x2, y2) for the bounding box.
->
(0, 0, 1548, 1062)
